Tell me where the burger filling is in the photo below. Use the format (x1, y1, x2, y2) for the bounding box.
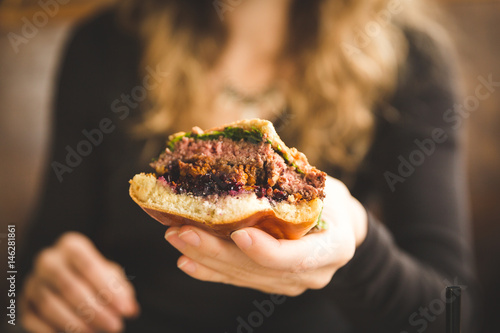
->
(150, 128, 326, 203)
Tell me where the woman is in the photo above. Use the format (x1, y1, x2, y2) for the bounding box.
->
(18, 0, 477, 332)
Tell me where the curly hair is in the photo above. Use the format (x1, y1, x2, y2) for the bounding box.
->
(120, 0, 450, 174)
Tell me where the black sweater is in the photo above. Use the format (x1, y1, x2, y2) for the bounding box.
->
(19, 10, 478, 333)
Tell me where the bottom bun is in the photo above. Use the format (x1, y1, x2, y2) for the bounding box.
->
(129, 173, 323, 239)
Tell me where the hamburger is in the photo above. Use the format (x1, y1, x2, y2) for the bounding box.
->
(129, 119, 326, 239)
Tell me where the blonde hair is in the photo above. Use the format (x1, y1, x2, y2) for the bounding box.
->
(120, 0, 450, 174)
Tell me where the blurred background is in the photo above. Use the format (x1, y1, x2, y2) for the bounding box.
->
(0, 0, 498, 331)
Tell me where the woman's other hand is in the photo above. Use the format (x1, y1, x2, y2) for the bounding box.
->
(165, 176, 367, 296)
(20, 232, 140, 333)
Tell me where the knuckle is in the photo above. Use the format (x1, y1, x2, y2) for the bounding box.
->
(209, 246, 224, 261)
(281, 271, 304, 286)
(254, 251, 280, 269)
(308, 273, 333, 290)
(235, 257, 257, 274)
(280, 272, 307, 296)
(308, 280, 324, 290)
(57, 275, 79, 298)
(290, 265, 304, 275)
(76, 301, 96, 324)
(57, 232, 86, 252)
(285, 286, 306, 297)
(95, 287, 114, 307)
(228, 267, 252, 283)
(35, 249, 59, 273)
(291, 258, 313, 274)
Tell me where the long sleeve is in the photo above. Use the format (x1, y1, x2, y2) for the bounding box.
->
(328, 31, 478, 332)
(17, 12, 126, 287)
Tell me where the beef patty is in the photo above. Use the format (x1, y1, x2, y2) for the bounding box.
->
(151, 137, 326, 203)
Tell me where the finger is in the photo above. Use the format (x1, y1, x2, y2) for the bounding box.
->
(57, 233, 139, 317)
(37, 255, 125, 332)
(26, 277, 94, 333)
(177, 255, 323, 296)
(165, 226, 263, 276)
(165, 226, 244, 263)
(231, 225, 351, 272)
(176, 255, 285, 295)
(21, 307, 56, 333)
(279, 264, 338, 291)
(176, 255, 231, 284)
(171, 233, 336, 295)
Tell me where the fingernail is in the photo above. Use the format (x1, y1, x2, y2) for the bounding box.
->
(178, 229, 201, 247)
(231, 230, 252, 250)
(178, 257, 196, 273)
(165, 229, 178, 240)
(165, 228, 186, 249)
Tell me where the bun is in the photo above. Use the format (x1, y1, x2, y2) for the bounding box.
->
(129, 173, 322, 239)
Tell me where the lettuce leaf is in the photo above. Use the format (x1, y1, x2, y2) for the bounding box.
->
(167, 126, 263, 151)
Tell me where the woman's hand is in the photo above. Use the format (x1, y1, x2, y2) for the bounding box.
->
(20, 232, 140, 333)
(165, 176, 367, 296)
